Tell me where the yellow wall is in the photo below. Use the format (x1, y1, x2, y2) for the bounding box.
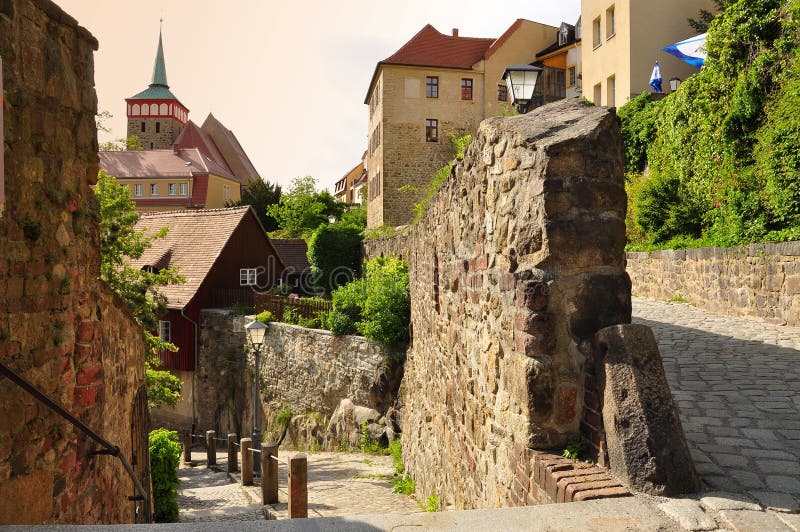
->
(150, 369, 193, 429)
(205, 173, 241, 209)
(582, 0, 716, 108)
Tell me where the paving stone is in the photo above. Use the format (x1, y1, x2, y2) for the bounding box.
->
(728, 470, 766, 489)
(718, 510, 794, 532)
(742, 428, 779, 440)
(766, 476, 800, 496)
(714, 454, 751, 469)
(658, 498, 719, 531)
(701, 492, 762, 512)
(756, 460, 800, 475)
(775, 512, 800, 532)
(749, 491, 800, 513)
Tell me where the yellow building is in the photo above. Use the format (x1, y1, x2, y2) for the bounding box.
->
(581, 0, 716, 108)
(99, 146, 241, 212)
(364, 20, 556, 229)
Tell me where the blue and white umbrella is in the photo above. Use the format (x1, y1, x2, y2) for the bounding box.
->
(663, 33, 707, 68)
(649, 61, 663, 93)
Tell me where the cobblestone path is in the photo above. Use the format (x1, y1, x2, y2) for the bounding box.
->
(177, 450, 420, 522)
(634, 297, 800, 530)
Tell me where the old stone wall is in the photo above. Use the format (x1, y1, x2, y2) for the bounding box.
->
(398, 99, 630, 509)
(252, 322, 399, 420)
(0, 0, 148, 525)
(627, 242, 800, 326)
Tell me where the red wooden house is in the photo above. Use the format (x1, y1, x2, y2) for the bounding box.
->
(129, 206, 285, 426)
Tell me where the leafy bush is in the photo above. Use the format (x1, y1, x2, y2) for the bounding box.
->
(425, 492, 440, 512)
(275, 406, 296, 429)
(393, 475, 416, 495)
(364, 225, 397, 241)
(340, 207, 367, 230)
(358, 422, 385, 454)
(145, 369, 182, 408)
(255, 310, 274, 323)
(617, 93, 661, 174)
(388, 439, 404, 474)
(307, 223, 363, 293)
(281, 307, 321, 329)
(149, 428, 182, 522)
(324, 256, 410, 347)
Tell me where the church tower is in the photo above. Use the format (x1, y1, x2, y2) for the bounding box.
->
(125, 29, 189, 149)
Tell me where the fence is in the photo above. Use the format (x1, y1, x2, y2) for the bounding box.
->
(184, 430, 308, 519)
(254, 294, 332, 320)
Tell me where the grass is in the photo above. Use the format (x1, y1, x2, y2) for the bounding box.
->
(666, 294, 694, 305)
(423, 492, 440, 512)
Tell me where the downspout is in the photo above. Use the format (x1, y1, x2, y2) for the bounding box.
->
(181, 306, 199, 431)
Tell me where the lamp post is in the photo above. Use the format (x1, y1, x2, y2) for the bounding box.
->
(502, 63, 543, 114)
(669, 77, 682, 92)
(327, 214, 336, 224)
(245, 319, 267, 477)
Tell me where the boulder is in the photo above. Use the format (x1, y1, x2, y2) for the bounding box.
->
(595, 324, 700, 496)
(327, 398, 382, 449)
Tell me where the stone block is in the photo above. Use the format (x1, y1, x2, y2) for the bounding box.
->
(595, 324, 700, 496)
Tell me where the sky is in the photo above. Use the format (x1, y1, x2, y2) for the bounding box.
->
(57, 0, 580, 192)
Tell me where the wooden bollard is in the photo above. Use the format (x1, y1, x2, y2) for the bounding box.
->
(262, 443, 279, 505)
(227, 433, 238, 473)
(206, 430, 216, 467)
(182, 430, 193, 465)
(288, 453, 308, 518)
(240, 437, 253, 486)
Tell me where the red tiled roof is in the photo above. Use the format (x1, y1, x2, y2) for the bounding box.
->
(269, 239, 310, 273)
(129, 207, 257, 309)
(201, 114, 260, 186)
(174, 121, 234, 176)
(383, 24, 494, 69)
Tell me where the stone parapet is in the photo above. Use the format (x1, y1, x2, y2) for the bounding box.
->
(627, 241, 800, 326)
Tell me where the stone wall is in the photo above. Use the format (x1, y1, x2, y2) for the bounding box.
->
(398, 99, 630, 509)
(627, 242, 800, 326)
(252, 322, 399, 420)
(0, 0, 148, 524)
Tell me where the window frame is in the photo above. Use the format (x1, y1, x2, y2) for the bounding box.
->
(425, 118, 439, 143)
(179, 183, 188, 196)
(568, 67, 577, 87)
(425, 76, 439, 98)
(606, 6, 616, 39)
(134, 184, 143, 197)
(461, 78, 473, 101)
(141, 122, 146, 133)
(158, 320, 171, 343)
(168, 183, 177, 196)
(593, 16, 602, 49)
(240, 268, 258, 286)
(150, 183, 158, 196)
(497, 84, 508, 102)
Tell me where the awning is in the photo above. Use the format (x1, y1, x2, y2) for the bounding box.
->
(663, 33, 707, 69)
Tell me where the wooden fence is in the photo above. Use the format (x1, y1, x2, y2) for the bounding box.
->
(254, 293, 332, 319)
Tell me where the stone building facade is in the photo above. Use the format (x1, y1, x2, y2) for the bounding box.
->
(0, 0, 149, 524)
(364, 21, 557, 229)
(627, 242, 800, 326)
(395, 99, 630, 509)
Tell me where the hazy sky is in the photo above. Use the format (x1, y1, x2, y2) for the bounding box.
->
(57, 1, 580, 192)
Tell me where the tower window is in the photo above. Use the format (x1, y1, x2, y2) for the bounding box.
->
(156, 122, 161, 133)
(141, 122, 146, 133)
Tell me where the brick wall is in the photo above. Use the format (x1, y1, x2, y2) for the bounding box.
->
(0, 0, 148, 524)
(627, 242, 800, 326)
(126, 117, 182, 149)
(397, 99, 630, 509)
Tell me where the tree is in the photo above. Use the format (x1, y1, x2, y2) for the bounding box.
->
(94, 170, 185, 408)
(225, 177, 282, 231)
(96, 110, 144, 151)
(267, 176, 346, 238)
(307, 223, 363, 293)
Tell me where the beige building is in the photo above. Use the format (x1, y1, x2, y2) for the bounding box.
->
(364, 20, 556, 228)
(581, 0, 716, 108)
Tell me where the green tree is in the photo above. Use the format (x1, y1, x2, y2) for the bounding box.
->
(267, 176, 345, 238)
(225, 177, 282, 231)
(307, 223, 363, 293)
(94, 171, 184, 408)
(96, 110, 144, 151)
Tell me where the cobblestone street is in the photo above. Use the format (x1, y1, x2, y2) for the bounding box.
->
(634, 297, 800, 530)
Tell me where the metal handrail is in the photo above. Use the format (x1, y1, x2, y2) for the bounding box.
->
(0, 362, 149, 516)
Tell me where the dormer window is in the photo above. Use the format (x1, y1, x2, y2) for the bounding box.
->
(559, 25, 569, 46)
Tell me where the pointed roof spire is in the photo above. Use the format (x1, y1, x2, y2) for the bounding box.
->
(151, 25, 168, 88)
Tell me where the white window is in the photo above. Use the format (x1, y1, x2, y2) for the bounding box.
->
(606, 6, 616, 39)
(180, 183, 188, 196)
(168, 183, 177, 196)
(223, 185, 231, 201)
(593, 17, 602, 48)
(134, 184, 143, 197)
(240, 268, 257, 286)
(158, 320, 171, 342)
(150, 183, 158, 196)
(607, 75, 616, 107)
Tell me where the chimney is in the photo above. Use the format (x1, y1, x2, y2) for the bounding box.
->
(452, 28, 459, 37)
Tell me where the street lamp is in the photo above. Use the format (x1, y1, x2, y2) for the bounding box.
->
(245, 319, 268, 477)
(502, 64, 543, 114)
(327, 214, 337, 224)
(669, 77, 682, 92)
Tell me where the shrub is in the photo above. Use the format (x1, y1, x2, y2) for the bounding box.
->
(255, 310, 274, 323)
(281, 307, 321, 329)
(275, 406, 296, 429)
(388, 439, 404, 474)
(307, 223, 363, 293)
(617, 93, 662, 175)
(149, 428, 182, 522)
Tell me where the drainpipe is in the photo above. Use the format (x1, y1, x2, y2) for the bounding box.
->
(181, 306, 199, 431)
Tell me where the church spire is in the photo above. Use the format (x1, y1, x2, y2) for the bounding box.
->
(150, 26, 168, 88)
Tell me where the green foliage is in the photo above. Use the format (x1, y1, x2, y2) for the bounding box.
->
(412, 134, 472, 223)
(255, 310, 274, 323)
(281, 307, 321, 329)
(275, 406, 296, 429)
(666, 294, 693, 304)
(393, 475, 416, 495)
(425, 492, 440, 512)
(94, 171, 186, 407)
(324, 256, 410, 347)
(621, 0, 800, 250)
(339, 207, 367, 230)
(358, 422, 384, 454)
(267, 176, 345, 238)
(225, 177, 282, 232)
(307, 223, 363, 293)
(149, 428, 181, 522)
(617, 93, 662, 175)
(364, 224, 397, 241)
(561, 440, 586, 461)
(388, 439, 404, 475)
